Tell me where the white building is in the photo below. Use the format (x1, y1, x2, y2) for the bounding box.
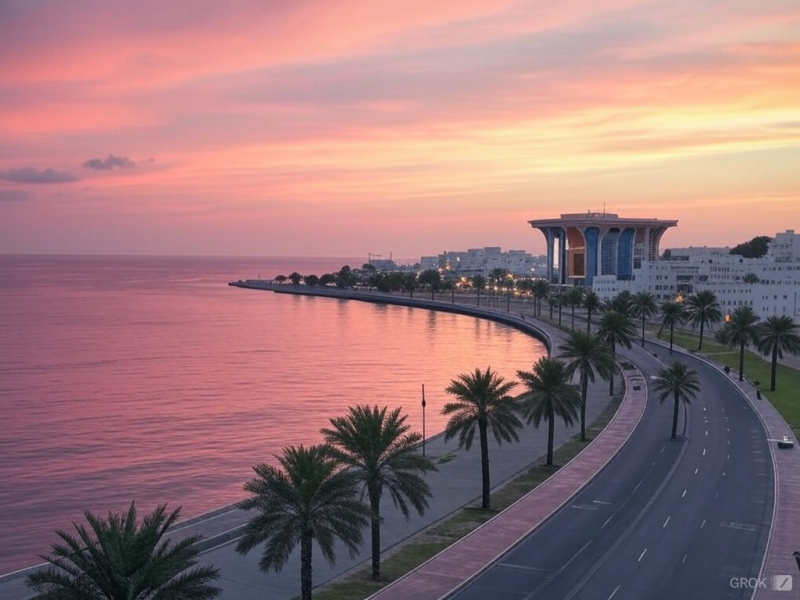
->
(420, 247, 545, 277)
(592, 231, 800, 322)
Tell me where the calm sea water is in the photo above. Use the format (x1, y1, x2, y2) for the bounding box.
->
(0, 255, 545, 574)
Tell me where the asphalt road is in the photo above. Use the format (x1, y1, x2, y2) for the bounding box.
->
(450, 343, 774, 600)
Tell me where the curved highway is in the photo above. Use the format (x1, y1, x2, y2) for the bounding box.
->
(450, 343, 774, 600)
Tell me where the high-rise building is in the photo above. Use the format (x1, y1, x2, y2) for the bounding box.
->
(529, 212, 678, 285)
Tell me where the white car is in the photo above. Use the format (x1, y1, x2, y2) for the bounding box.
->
(778, 435, 794, 449)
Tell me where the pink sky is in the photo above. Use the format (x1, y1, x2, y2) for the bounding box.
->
(1, 0, 798, 258)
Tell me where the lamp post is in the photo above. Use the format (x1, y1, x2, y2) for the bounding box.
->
(421, 384, 427, 456)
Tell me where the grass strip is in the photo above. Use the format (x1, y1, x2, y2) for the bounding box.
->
(652, 329, 800, 432)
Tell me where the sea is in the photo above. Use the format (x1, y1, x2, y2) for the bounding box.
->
(0, 254, 546, 574)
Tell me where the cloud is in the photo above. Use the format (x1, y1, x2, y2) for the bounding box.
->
(0, 189, 32, 202)
(82, 154, 137, 170)
(0, 167, 77, 184)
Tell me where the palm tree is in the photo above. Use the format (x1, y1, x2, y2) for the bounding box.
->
(418, 269, 442, 301)
(236, 445, 370, 600)
(583, 290, 602, 334)
(472, 275, 486, 307)
(26, 503, 220, 600)
(559, 331, 615, 441)
(716, 306, 761, 382)
(443, 367, 523, 510)
(756, 315, 800, 391)
(517, 357, 582, 465)
(565, 287, 584, 330)
(556, 292, 565, 326)
(685, 290, 722, 351)
(597, 311, 636, 396)
(630, 291, 658, 347)
(532, 279, 550, 317)
(659, 301, 686, 355)
(321, 405, 436, 581)
(606, 290, 633, 316)
(653, 361, 701, 439)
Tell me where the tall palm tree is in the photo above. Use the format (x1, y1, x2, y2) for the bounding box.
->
(583, 290, 602, 334)
(565, 287, 584, 330)
(26, 503, 221, 600)
(756, 315, 800, 391)
(532, 279, 550, 317)
(517, 357, 582, 465)
(321, 405, 436, 581)
(659, 301, 686, 355)
(597, 311, 636, 396)
(630, 291, 658, 347)
(472, 275, 486, 307)
(559, 331, 615, 441)
(556, 292, 565, 326)
(716, 305, 761, 382)
(236, 445, 370, 600)
(443, 367, 523, 510)
(685, 290, 722, 351)
(653, 361, 701, 439)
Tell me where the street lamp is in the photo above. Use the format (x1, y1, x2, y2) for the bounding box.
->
(421, 384, 427, 456)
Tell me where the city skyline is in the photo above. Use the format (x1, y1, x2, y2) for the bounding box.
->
(1, 0, 798, 257)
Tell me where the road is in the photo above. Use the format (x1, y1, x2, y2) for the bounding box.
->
(450, 343, 774, 600)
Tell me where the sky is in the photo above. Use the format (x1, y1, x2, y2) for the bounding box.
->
(1, 0, 799, 258)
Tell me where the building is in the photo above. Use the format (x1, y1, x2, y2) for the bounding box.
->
(529, 212, 678, 286)
(592, 232, 800, 322)
(419, 247, 545, 277)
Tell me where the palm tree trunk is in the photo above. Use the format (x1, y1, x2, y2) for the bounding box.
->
(571, 305, 575, 330)
(698, 319, 705, 351)
(477, 290, 480, 307)
(451, 289, 455, 304)
(586, 310, 592, 334)
(669, 323, 674, 354)
(479, 420, 491, 510)
(547, 406, 555, 465)
(738, 340, 745, 382)
(641, 315, 646, 347)
(771, 345, 778, 391)
(301, 531, 313, 600)
(558, 304, 563, 326)
(609, 343, 616, 396)
(580, 371, 588, 441)
(671, 393, 679, 439)
(681, 401, 688, 437)
(369, 488, 382, 580)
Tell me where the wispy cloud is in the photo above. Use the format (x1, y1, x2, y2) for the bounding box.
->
(83, 154, 137, 170)
(0, 167, 77, 184)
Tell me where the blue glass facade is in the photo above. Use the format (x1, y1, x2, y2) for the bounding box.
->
(584, 227, 599, 285)
(601, 230, 619, 275)
(617, 228, 635, 280)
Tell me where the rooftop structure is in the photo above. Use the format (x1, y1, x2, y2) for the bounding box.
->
(529, 212, 678, 286)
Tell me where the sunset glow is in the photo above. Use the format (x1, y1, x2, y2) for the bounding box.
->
(2, 0, 799, 257)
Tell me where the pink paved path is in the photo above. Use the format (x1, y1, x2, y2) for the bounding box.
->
(369, 367, 647, 600)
